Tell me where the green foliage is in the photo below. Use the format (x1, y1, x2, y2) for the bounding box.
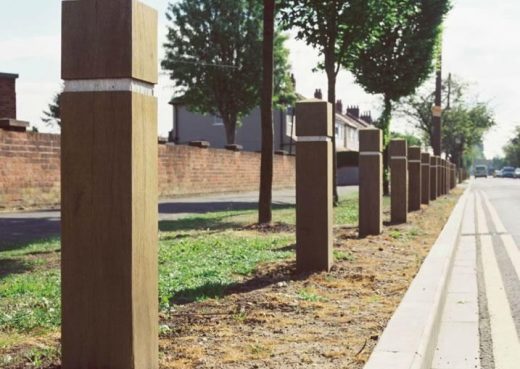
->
(398, 76, 495, 167)
(41, 91, 61, 128)
(350, 0, 451, 146)
(162, 0, 295, 144)
(391, 131, 423, 148)
(503, 126, 520, 167)
(278, 0, 380, 74)
(297, 288, 328, 302)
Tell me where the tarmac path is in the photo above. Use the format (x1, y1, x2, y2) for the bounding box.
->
(0, 186, 356, 250)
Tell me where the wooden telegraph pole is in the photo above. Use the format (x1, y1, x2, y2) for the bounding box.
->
(432, 47, 443, 157)
(61, 1, 159, 368)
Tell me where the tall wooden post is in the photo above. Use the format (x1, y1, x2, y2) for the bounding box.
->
(296, 100, 333, 272)
(421, 153, 430, 205)
(390, 139, 408, 224)
(430, 156, 438, 201)
(432, 49, 443, 157)
(408, 146, 421, 212)
(359, 129, 383, 236)
(61, 1, 159, 368)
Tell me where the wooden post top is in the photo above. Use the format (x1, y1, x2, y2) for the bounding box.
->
(421, 152, 431, 164)
(62, 0, 158, 83)
(359, 128, 382, 152)
(295, 100, 332, 137)
(389, 139, 407, 157)
(408, 146, 421, 161)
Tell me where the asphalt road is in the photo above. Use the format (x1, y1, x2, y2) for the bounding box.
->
(433, 177, 520, 369)
(0, 186, 357, 249)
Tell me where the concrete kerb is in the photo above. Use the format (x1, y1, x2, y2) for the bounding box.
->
(363, 183, 471, 369)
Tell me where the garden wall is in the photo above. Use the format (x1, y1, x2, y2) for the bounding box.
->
(0, 130, 295, 210)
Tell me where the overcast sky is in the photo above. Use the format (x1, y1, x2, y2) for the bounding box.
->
(0, 0, 518, 158)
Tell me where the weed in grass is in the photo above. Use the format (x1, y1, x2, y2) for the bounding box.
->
(297, 288, 328, 302)
(334, 250, 355, 262)
(389, 230, 402, 240)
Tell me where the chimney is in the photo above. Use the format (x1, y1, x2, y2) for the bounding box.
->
(0, 72, 18, 119)
(314, 88, 323, 100)
(335, 100, 343, 114)
(346, 105, 360, 119)
(0, 72, 29, 132)
(360, 111, 373, 124)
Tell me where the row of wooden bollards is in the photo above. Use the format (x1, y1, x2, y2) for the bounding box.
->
(295, 100, 460, 273)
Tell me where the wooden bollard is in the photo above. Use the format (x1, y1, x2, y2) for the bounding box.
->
(437, 158, 443, 196)
(295, 100, 333, 272)
(359, 129, 383, 236)
(408, 146, 421, 212)
(430, 156, 438, 201)
(390, 139, 408, 223)
(421, 153, 430, 205)
(61, 1, 159, 368)
(446, 161, 450, 193)
(442, 159, 447, 195)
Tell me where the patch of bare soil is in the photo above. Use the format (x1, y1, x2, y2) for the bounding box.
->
(158, 190, 462, 369)
(242, 222, 296, 234)
(2, 190, 462, 369)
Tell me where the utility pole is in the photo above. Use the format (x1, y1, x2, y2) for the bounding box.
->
(432, 42, 443, 157)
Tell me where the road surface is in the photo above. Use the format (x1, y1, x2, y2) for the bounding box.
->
(0, 186, 356, 249)
(433, 177, 520, 369)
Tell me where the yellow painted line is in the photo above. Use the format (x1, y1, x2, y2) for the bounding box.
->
(480, 191, 507, 234)
(475, 192, 489, 235)
(501, 234, 520, 283)
(480, 234, 520, 369)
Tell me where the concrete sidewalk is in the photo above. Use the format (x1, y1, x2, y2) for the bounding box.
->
(0, 186, 357, 249)
(365, 178, 520, 369)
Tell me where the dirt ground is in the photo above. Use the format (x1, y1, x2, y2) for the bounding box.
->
(2, 189, 462, 369)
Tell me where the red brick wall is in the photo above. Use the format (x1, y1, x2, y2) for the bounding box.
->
(0, 77, 17, 119)
(0, 130, 61, 209)
(159, 145, 295, 197)
(0, 130, 295, 210)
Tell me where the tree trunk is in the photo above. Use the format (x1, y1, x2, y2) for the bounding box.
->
(223, 117, 237, 144)
(380, 96, 393, 196)
(258, 0, 275, 224)
(325, 52, 339, 206)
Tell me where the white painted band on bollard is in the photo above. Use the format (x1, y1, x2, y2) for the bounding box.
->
(360, 152, 381, 156)
(408, 160, 421, 163)
(64, 79, 155, 96)
(296, 136, 332, 143)
(391, 156, 407, 160)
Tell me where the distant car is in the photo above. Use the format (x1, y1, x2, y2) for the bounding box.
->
(475, 165, 488, 178)
(494, 169, 502, 178)
(501, 167, 515, 178)
(515, 168, 520, 178)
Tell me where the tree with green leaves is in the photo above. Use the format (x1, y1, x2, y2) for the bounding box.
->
(42, 91, 61, 128)
(398, 76, 495, 169)
(278, 0, 381, 205)
(504, 127, 520, 167)
(391, 131, 423, 148)
(162, 0, 295, 145)
(349, 0, 450, 193)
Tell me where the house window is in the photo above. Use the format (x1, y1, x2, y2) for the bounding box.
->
(335, 124, 345, 146)
(213, 115, 224, 126)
